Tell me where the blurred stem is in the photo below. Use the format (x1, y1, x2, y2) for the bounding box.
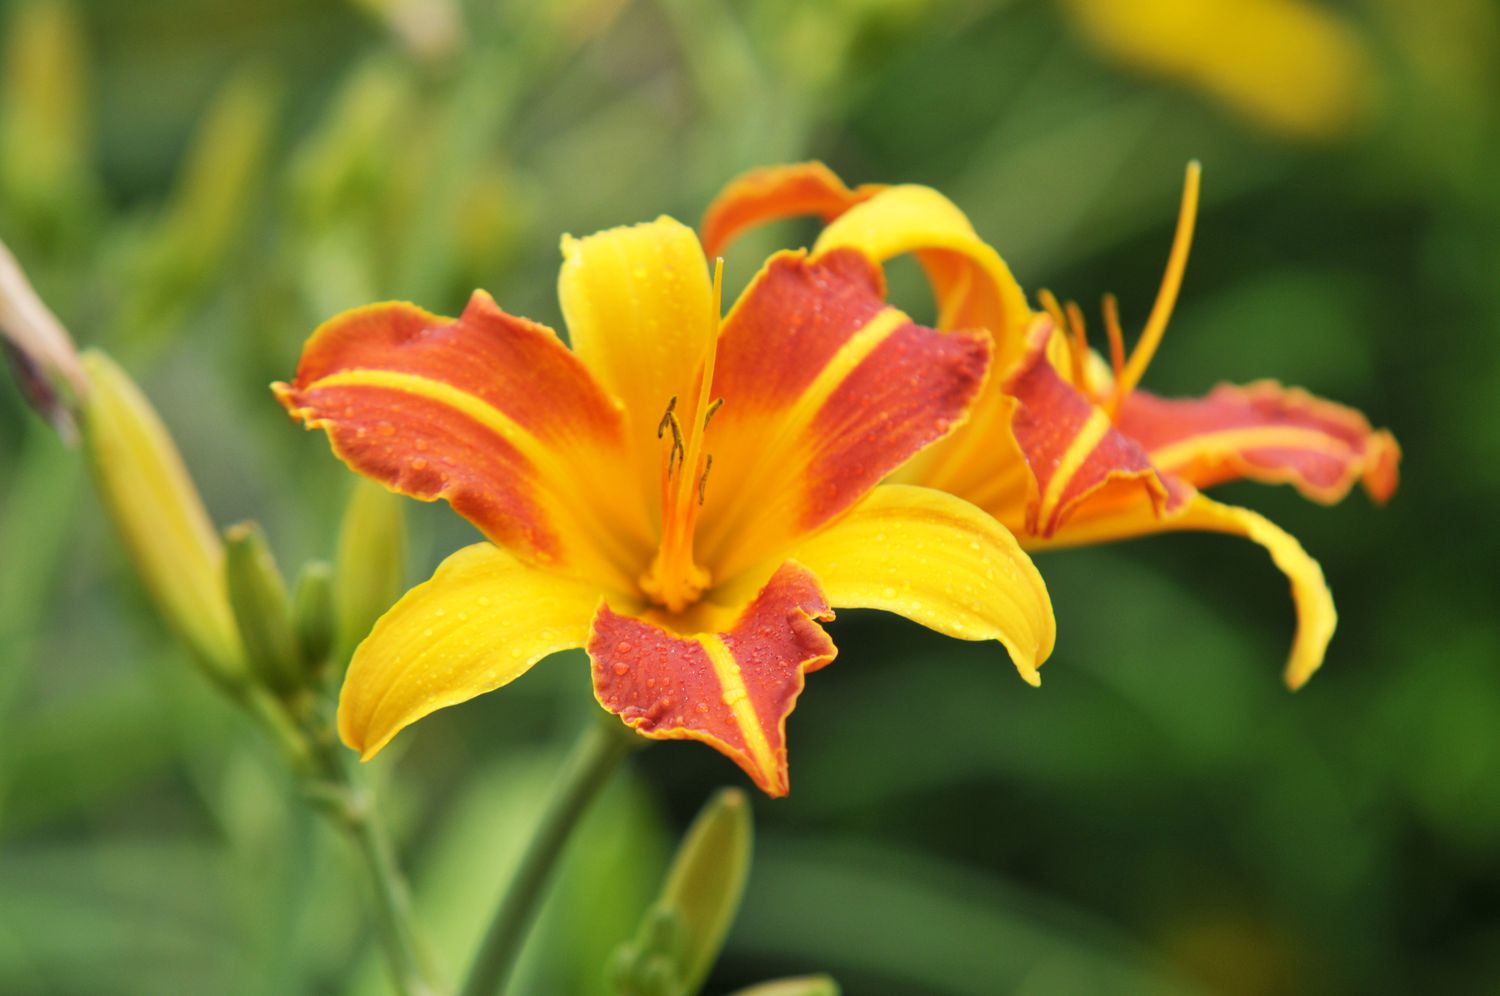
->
(306, 732, 438, 996)
(459, 713, 641, 996)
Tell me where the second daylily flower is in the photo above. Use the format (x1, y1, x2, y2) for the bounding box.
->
(276, 217, 1055, 796)
(703, 161, 1399, 688)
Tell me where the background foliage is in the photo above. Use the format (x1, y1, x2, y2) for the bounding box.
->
(1, 0, 1495, 993)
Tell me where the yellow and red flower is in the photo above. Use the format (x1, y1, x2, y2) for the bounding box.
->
(703, 162, 1399, 688)
(276, 217, 1055, 796)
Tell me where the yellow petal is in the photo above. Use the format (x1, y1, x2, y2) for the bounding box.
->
(338, 542, 601, 759)
(559, 216, 715, 522)
(787, 484, 1055, 686)
(811, 184, 1031, 368)
(1166, 496, 1336, 690)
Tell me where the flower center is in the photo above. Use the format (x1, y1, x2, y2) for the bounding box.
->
(639, 259, 725, 613)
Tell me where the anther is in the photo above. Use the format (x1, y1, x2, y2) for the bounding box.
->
(657, 395, 685, 475)
(698, 453, 713, 505)
(703, 397, 724, 429)
(656, 395, 678, 438)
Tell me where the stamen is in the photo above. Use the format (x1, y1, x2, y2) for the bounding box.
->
(657, 396, 685, 476)
(655, 395, 677, 438)
(1035, 289, 1078, 382)
(1101, 293, 1126, 389)
(698, 453, 713, 505)
(1064, 300, 1090, 393)
(703, 396, 724, 429)
(1113, 160, 1201, 403)
(640, 257, 725, 612)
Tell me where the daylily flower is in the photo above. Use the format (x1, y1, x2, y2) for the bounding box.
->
(275, 217, 1055, 796)
(703, 162, 1399, 687)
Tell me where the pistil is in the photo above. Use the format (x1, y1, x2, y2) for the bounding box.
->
(640, 259, 725, 612)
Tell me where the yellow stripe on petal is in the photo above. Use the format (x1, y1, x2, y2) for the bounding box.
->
(700, 634, 781, 789)
(338, 542, 600, 760)
(788, 484, 1055, 686)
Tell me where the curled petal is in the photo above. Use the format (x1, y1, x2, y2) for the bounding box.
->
(700, 161, 882, 258)
(811, 184, 1031, 366)
(275, 293, 647, 589)
(1117, 380, 1400, 504)
(338, 542, 601, 760)
(1157, 496, 1337, 689)
(1027, 493, 1337, 689)
(1003, 319, 1186, 537)
(589, 563, 837, 797)
(699, 249, 991, 581)
(789, 485, 1055, 686)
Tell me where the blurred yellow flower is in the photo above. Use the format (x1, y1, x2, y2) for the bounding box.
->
(1058, 0, 1380, 140)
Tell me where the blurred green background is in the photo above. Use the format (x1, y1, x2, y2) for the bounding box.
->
(1, 0, 1496, 993)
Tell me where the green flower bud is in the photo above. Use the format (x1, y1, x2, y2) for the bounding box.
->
(224, 521, 301, 695)
(725, 976, 841, 996)
(291, 559, 336, 676)
(612, 787, 752, 996)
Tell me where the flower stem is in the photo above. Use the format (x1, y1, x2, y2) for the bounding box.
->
(459, 714, 640, 996)
(304, 734, 438, 996)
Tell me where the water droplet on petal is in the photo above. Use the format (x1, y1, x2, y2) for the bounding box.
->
(377, 421, 395, 437)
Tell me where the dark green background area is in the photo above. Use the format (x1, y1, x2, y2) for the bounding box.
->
(1, 1, 1495, 993)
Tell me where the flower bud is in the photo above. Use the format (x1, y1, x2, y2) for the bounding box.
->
(79, 350, 242, 681)
(0, 0, 94, 226)
(224, 521, 301, 695)
(292, 559, 336, 676)
(612, 787, 752, 996)
(726, 976, 841, 996)
(334, 479, 407, 658)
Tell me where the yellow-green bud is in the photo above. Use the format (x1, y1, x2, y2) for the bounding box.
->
(0, 0, 93, 222)
(334, 478, 407, 660)
(79, 350, 242, 681)
(613, 788, 752, 996)
(725, 977, 841, 996)
(292, 559, 336, 676)
(224, 521, 300, 695)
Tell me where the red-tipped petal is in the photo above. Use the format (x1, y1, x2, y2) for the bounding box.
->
(589, 562, 836, 797)
(700, 162, 881, 258)
(697, 249, 991, 581)
(275, 292, 647, 589)
(1117, 380, 1400, 504)
(1003, 319, 1184, 537)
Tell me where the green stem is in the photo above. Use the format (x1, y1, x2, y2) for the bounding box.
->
(307, 737, 438, 996)
(459, 714, 640, 996)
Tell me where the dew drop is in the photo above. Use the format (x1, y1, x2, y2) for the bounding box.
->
(615, 640, 632, 654)
(613, 663, 630, 676)
(377, 420, 396, 437)
(412, 458, 428, 470)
